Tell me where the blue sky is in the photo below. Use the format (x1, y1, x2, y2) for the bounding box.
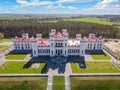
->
(0, 0, 120, 14)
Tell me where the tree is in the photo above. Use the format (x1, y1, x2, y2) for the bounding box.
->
(0, 32, 4, 39)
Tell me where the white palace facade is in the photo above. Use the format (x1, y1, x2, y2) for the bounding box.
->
(13, 29, 104, 58)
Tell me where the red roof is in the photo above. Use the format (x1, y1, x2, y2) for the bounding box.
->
(54, 32, 64, 38)
(37, 39, 49, 46)
(14, 37, 36, 42)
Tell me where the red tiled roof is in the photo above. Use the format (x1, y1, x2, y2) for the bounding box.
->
(54, 32, 64, 38)
(37, 39, 49, 46)
(14, 38, 36, 42)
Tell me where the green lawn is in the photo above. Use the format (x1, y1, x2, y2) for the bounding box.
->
(91, 52, 111, 60)
(0, 45, 8, 52)
(71, 76, 120, 90)
(53, 76, 65, 90)
(5, 53, 27, 60)
(0, 77, 47, 90)
(0, 39, 12, 43)
(0, 62, 46, 73)
(64, 17, 113, 25)
(71, 62, 120, 73)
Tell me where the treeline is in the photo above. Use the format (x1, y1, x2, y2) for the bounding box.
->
(0, 19, 119, 38)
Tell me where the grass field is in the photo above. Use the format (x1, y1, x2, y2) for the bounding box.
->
(64, 17, 113, 25)
(5, 53, 27, 60)
(0, 62, 46, 73)
(71, 62, 120, 73)
(0, 45, 8, 52)
(0, 77, 47, 90)
(53, 76, 65, 90)
(91, 52, 111, 60)
(0, 15, 31, 20)
(38, 20, 58, 23)
(71, 76, 120, 90)
(0, 39, 12, 43)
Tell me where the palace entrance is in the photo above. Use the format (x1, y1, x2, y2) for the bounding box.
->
(56, 49, 63, 56)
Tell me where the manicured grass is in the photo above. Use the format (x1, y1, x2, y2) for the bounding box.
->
(0, 39, 12, 43)
(0, 45, 8, 52)
(0, 62, 46, 73)
(53, 76, 65, 90)
(71, 76, 120, 90)
(71, 62, 120, 73)
(91, 52, 111, 60)
(64, 17, 113, 25)
(0, 77, 47, 90)
(5, 53, 27, 60)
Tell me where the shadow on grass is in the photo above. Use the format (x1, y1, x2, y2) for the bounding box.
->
(91, 51, 107, 56)
(22, 57, 48, 73)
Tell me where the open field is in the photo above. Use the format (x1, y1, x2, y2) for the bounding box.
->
(0, 45, 8, 52)
(104, 39, 120, 57)
(71, 62, 120, 73)
(0, 62, 46, 73)
(71, 76, 120, 90)
(0, 15, 31, 20)
(0, 39, 12, 43)
(53, 76, 65, 90)
(91, 52, 111, 60)
(38, 20, 58, 23)
(0, 77, 47, 90)
(5, 53, 27, 60)
(64, 17, 113, 25)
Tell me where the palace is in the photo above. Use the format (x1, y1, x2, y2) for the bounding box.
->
(13, 29, 104, 59)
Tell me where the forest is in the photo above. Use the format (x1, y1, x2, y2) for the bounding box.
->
(0, 18, 119, 39)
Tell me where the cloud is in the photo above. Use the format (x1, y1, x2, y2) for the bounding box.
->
(47, 3, 77, 10)
(93, 0, 119, 9)
(79, 0, 120, 14)
(16, 0, 53, 7)
(57, 0, 76, 3)
(67, 6, 77, 10)
(47, 3, 65, 9)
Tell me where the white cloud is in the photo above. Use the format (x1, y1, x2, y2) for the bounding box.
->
(79, 0, 120, 14)
(57, 0, 76, 3)
(47, 3, 77, 10)
(93, 0, 119, 9)
(47, 4, 65, 9)
(67, 6, 77, 10)
(16, 0, 53, 7)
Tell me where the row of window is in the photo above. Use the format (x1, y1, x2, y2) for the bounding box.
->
(51, 43, 67, 47)
(87, 46, 102, 50)
(38, 49, 50, 53)
(88, 43, 102, 47)
(14, 43, 31, 49)
(68, 49, 80, 53)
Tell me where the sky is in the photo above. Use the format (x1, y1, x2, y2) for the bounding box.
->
(0, 0, 120, 14)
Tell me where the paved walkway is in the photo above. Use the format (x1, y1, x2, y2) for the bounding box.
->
(64, 63, 72, 75)
(85, 54, 94, 61)
(65, 75, 71, 90)
(0, 57, 6, 66)
(0, 42, 13, 46)
(47, 62, 72, 75)
(47, 75, 53, 90)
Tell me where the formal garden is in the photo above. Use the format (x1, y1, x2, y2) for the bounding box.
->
(53, 76, 65, 90)
(0, 62, 47, 73)
(90, 52, 111, 60)
(70, 76, 120, 90)
(71, 61, 120, 73)
(5, 53, 27, 60)
(0, 45, 8, 52)
(0, 77, 47, 90)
